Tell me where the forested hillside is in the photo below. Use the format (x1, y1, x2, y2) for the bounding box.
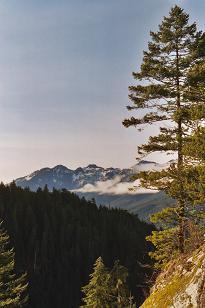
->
(0, 182, 154, 307)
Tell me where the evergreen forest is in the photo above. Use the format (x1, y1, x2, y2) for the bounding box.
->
(0, 182, 154, 307)
(2, 4, 205, 307)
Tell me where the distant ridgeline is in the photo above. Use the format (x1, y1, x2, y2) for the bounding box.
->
(0, 182, 154, 307)
(14, 161, 174, 220)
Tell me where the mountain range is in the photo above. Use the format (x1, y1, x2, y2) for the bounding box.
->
(15, 160, 174, 220)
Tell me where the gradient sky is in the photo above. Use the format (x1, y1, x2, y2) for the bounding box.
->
(0, 0, 205, 182)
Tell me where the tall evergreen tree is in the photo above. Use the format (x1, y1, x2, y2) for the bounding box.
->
(0, 222, 28, 307)
(81, 257, 111, 307)
(109, 260, 132, 307)
(81, 257, 136, 308)
(123, 6, 204, 265)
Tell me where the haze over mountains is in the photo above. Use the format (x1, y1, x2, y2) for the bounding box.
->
(15, 160, 173, 219)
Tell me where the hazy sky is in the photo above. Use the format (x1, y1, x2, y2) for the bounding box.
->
(0, 0, 204, 182)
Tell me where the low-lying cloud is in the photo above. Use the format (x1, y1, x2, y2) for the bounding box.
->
(73, 176, 158, 195)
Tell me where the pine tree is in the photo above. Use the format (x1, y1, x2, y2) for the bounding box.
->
(81, 257, 137, 308)
(123, 6, 204, 266)
(0, 221, 28, 307)
(81, 257, 111, 307)
(109, 260, 132, 308)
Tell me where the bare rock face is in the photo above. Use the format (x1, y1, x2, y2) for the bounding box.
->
(141, 245, 205, 308)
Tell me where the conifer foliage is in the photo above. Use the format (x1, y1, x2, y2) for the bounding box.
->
(0, 183, 153, 307)
(81, 257, 111, 307)
(123, 6, 205, 267)
(109, 260, 131, 307)
(81, 257, 136, 307)
(0, 222, 27, 307)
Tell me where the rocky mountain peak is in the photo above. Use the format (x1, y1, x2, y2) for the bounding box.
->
(15, 160, 171, 192)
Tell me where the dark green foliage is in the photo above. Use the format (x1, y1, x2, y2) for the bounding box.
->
(81, 257, 111, 307)
(81, 257, 136, 308)
(123, 5, 205, 266)
(109, 260, 132, 307)
(0, 221, 28, 307)
(0, 182, 154, 307)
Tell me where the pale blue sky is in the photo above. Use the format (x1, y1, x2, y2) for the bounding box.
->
(0, 0, 204, 182)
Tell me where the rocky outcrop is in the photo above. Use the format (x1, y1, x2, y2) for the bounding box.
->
(141, 245, 205, 307)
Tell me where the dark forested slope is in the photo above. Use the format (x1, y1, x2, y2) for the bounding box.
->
(0, 183, 154, 307)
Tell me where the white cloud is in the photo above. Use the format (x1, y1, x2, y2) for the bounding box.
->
(73, 176, 158, 195)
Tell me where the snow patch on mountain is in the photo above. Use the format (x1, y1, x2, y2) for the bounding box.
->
(15, 159, 173, 194)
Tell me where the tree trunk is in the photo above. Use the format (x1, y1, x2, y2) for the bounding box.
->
(176, 42, 185, 253)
